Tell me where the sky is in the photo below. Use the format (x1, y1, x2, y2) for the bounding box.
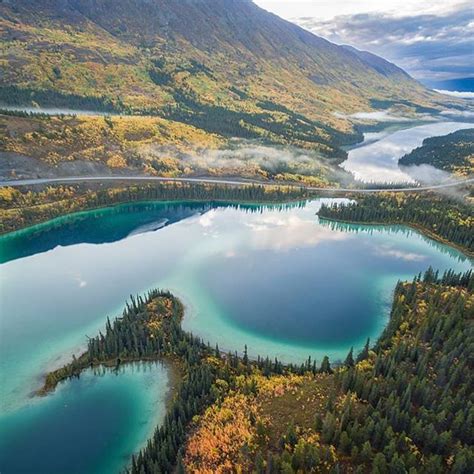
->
(254, 0, 474, 86)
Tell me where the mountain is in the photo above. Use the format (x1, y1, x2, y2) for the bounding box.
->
(0, 0, 441, 154)
(341, 45, 411, 80)
(424, 77, 474, 93)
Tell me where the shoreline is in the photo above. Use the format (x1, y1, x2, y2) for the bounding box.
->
(318, 216, 474, 259)
(0, 180, 316, 236)
(0, 195, 309, 238)
(7, 205, 471, 472)
(35, 355, 181, 397)
(3, 193, 472, 261)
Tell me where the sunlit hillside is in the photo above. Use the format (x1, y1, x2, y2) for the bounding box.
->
(0, 0, 446, 152)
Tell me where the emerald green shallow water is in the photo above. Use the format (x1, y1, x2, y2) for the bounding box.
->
(0, 198, 471, 473)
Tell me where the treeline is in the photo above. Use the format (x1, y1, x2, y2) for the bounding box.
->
(357, 182, 419, 190)
(0, 86, 126, 113)
(399, 128, 474, 174)
(1, 182, 310, 234)
(0, 109, 56, 119)
(318, 193, 474, 254)
(165, 88, 357, 156)
(334, 269, 474, 472)
(258, 269, 473, 473)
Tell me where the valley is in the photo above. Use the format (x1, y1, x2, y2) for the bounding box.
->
(0, 0, 473, 473)
(2, 114, 473, 197)
(340, 121, 474, 184)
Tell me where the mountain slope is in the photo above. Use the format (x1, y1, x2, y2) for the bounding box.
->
(342, 45, 411, 79)
(0, 0, 439, 153)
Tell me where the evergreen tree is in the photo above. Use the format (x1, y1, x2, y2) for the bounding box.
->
(344, 347, 355, 367)
(320, 355, 332, 373)
(357, 338, 370, 362)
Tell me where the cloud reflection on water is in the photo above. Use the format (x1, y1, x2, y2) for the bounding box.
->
(245, 214, 350, 251)
(373, 245, 427, 262)
(341, 121, 473, 183)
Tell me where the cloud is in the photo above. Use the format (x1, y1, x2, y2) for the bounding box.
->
(198, 211, 216, 228)
(293, 3, 474, 82)
(192, 145, 329, 176)
(140, 142, 331, 177)
(374, 245, 426, 261)
(335, 110, 412, 122)
(435, 90, 474, 98)
(401, 164, 453, 185)
(255, 0, 467, 21)
(341, 121, 473, 184)
(72, 274, 87, 288)
(440, 109, 474, 118)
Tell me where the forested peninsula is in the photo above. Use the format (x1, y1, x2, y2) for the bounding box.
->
(399, 129, 474, 176)
(40, 269, 474, 473)
(318, 193, 474, 257)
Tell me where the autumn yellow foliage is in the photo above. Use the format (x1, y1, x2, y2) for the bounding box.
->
(185, 393, 258, 473)
(1, 113, 339, 186)
(0, 113, 223, 172)
(182, 372, 346, 472)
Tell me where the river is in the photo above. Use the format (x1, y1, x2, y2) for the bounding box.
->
(341, 121, 473, 183)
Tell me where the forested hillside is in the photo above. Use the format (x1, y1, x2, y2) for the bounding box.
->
(0, 0, 441, 153)
(0, 112, 339, 186)
(0, 181, 310, 234)
(399, 129, 474, 176)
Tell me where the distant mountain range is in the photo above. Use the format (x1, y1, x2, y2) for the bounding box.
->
(0, 0, 451, 153)
(424, 77, 474, 93)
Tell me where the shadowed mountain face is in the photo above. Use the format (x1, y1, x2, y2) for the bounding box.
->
(1, 0, 438, 148)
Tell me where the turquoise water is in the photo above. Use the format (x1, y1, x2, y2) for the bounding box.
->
(0, 198, 471, 473)
(0, 362, 169, 474)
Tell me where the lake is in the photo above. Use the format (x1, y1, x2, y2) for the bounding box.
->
(0, 199, 471, 473)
